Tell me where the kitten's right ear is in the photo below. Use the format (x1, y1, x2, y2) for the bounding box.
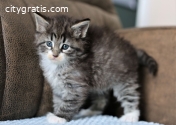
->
(71, 19, 90, 38)
(33, 12, 49, 32)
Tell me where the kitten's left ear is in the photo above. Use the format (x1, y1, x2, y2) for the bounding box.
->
(71, 19, 90, 38)
(33, 12, 49, 32)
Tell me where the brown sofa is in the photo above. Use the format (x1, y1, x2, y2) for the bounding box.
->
(0, 0, 175, 125)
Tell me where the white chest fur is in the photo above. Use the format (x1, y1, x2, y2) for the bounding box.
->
(39, 54, 64, 89)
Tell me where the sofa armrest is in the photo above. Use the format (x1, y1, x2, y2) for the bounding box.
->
(116, 27, 176, 125)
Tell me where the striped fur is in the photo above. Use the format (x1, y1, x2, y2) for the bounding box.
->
(137, 49, 158, 75)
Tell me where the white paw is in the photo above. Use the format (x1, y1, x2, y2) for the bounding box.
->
(120, 110, 140, 122)
(46, 112, 67, 124)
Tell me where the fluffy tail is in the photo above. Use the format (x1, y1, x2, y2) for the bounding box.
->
(136, 49, 158, 75)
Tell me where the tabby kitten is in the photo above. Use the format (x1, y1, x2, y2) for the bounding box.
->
(33, 12, 157, 123)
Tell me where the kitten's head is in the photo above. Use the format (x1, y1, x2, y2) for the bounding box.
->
(33, 13, 90, 64)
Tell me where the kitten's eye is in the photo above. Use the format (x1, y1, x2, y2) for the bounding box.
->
(62, 44, 69, 50)
(46, 41, 53, 47)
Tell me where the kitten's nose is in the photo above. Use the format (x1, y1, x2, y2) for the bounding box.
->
(53, 55, 58, 58)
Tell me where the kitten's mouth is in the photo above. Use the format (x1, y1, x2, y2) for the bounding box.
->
(50, 56, 62, 63)
(50, 57, 59, 62)
(51, 57, 57, 60)
(50, 58, 60, 64)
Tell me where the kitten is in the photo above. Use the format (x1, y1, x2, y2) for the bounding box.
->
(33, 12, 157, 123)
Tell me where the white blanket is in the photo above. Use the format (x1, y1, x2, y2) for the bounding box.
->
(0, 116, 163, 125)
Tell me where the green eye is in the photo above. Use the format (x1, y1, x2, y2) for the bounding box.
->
(46, 41, 53, 47)
(62, 44, 69, 50)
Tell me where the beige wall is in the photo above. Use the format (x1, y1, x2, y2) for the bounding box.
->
(136, 0, 176, 27)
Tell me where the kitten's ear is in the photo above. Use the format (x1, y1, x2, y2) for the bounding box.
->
(33, 12, 49, 32)
(71, 19, 90, 38)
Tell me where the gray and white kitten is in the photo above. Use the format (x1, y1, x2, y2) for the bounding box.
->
(33, 13, 157, 123)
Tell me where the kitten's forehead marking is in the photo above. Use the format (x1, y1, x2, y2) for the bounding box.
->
(59, 37, 67, 49)
(51, 33, 57, 41)
(53, 18, 67, 38)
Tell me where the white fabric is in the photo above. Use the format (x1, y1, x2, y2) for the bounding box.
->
(0, 115, 163, 125)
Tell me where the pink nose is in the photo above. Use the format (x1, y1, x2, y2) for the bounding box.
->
(53, 55, 58, 58)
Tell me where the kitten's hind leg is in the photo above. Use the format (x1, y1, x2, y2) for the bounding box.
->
(113, 83, 140, 122)
(73, 92, 108, 119)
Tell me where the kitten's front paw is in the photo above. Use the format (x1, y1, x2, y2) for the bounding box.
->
(46, 112, 67, 124)
(120, 110, 140, 122)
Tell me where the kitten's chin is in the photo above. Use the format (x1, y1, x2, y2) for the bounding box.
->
(50, 59, 60, 64)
